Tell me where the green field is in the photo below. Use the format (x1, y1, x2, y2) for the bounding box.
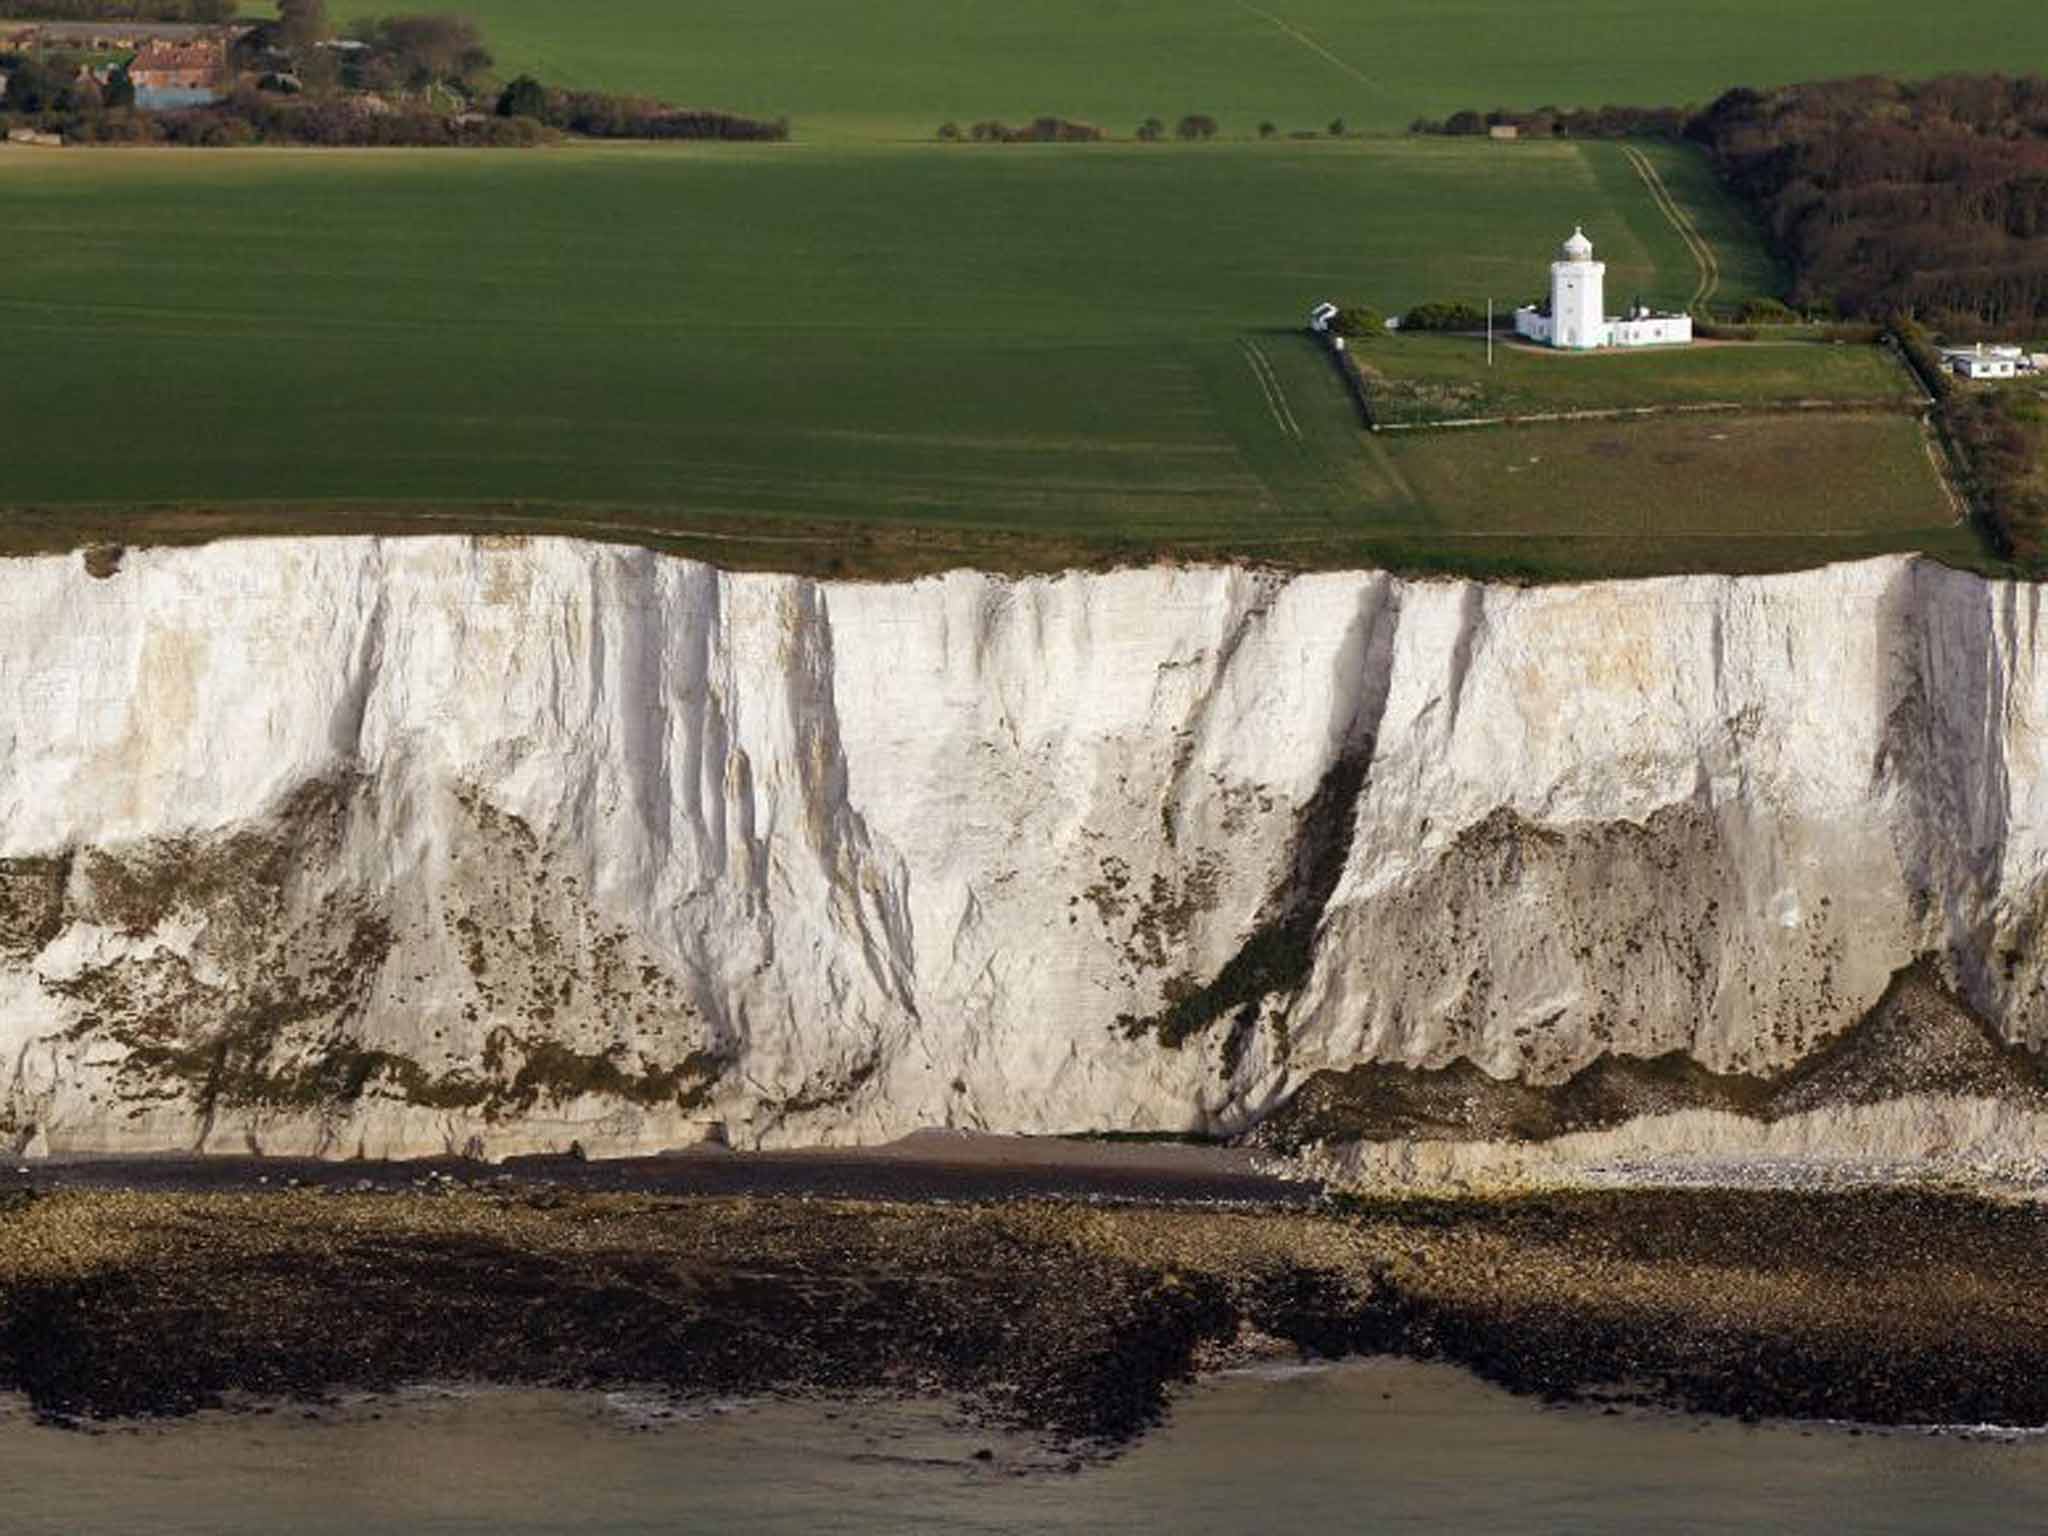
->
(0, 136, 1791, 574)
(316, 0, 2048, 144)
(1360, 333, 1914, 426)
(1374, 412, 1974, 578)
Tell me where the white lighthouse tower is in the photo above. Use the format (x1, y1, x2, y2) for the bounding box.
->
(1550, 225, 1605, 349)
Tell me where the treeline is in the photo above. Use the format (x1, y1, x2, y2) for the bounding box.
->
(61, 87, 550, 145)
(936, 116, 1103, 142)
(0, 0, 232, 19)
(1689, 76, 2048, 330)
(499, 78, 786, 140)
(1409, 104, 1689, 140)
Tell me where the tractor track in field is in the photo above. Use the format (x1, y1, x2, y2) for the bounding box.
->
(1242, 340, 1303, 440)
(1621, 144, 1719, 314)
(1236, 3, 1381, 91)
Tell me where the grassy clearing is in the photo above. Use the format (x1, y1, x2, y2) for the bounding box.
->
(1358, 334, 1916, 426)
(315, 0, 2048, 143)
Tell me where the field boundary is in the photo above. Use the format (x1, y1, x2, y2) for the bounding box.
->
(1621, 144, 1720, 314)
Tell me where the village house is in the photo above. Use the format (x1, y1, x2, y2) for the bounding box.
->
(127, 38, 225, 110)
(1513, 227, 1693, 350)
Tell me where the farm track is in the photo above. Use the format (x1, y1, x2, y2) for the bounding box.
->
(1621, 144, 1719, 313)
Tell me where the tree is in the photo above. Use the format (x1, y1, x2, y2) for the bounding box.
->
(102, 65, 135, 110)
(1257, 120, 1276, 139)
(498, 73, 547, 119)
(1136, 115, 1163, 142)
(355, 14, 492, 95)
(1175, 113, 1217, 140)
(3, 56, 66, 114)
(1327, 116, 1345, 137)
(277, 0, 331, 52)
(935, 119, 961, 140)
(1443, 109, 1485, 135)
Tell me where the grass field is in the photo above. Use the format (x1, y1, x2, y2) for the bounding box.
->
(0, 139, 1767, 557)
(313, 0, 2048, 143)
(1359, 333, 1915, 426)
(1376, 412, 1975, 577)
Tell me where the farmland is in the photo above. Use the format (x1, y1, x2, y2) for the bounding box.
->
(3, 135, 1894, 581)
(319, 0, 2048, 144)
(0, 0, 1993, 582)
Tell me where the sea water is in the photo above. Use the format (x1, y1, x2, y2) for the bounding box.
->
(3, 1360, 2042, 1535)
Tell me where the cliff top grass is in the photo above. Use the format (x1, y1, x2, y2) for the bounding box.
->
(0, 136, 1990, 582)
(1359, 334, 1916, 428)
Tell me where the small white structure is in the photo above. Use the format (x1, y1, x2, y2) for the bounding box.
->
(1513, 227, 1693, 350)
(1944, 343, 2022, 381)
(1307, 301, 1340, 334)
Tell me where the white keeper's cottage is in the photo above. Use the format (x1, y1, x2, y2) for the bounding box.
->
(1514, 227, 1692, 350)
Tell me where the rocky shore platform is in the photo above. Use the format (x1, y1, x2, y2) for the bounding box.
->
(4, 1173, 2047, 1446)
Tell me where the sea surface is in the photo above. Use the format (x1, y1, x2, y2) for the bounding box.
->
(4, 1359, 2043, 1535)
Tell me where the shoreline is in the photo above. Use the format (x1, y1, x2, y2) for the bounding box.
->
(6, 1179, 2048, 1447)
(0, 1131, 1316, 1208)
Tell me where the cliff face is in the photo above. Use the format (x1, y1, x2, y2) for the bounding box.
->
(1, 539, 2044, 1162)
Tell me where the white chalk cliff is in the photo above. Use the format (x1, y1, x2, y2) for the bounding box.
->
(2, 538, 2045, 1165)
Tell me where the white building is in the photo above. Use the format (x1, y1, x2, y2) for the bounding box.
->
(1944, 344, 2022, 381)
(1513, 227, 1692, 350)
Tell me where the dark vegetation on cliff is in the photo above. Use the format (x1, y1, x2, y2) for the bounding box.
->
(1258, 964, 2044, 1151)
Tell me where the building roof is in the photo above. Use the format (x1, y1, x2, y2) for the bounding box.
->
(1561, 226, 1594, 262)
(129, 40, 223, 78)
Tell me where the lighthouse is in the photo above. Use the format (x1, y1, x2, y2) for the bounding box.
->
(1511, 227, 1693, 349)
(1549, 226, 1605, 350)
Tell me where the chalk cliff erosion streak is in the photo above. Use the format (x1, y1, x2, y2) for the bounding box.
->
(0, 539, 2039, 1161)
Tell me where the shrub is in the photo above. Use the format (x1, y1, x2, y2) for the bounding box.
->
(936, 119, 960, 141)
(1329, 304, 1386, 339)
(1734, 296, 1799, 325)
(1257, 120, 1276, 139)
(1400, 301, 1488, 332)
(1136, 116, 1163, 142)
(1327, 116, 1345, 137)
(1175, 113, 1217, 140)
(1444, 109, 1485, 135)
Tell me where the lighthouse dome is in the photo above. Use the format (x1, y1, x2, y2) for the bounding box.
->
(1561, 225, 1594, 261)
